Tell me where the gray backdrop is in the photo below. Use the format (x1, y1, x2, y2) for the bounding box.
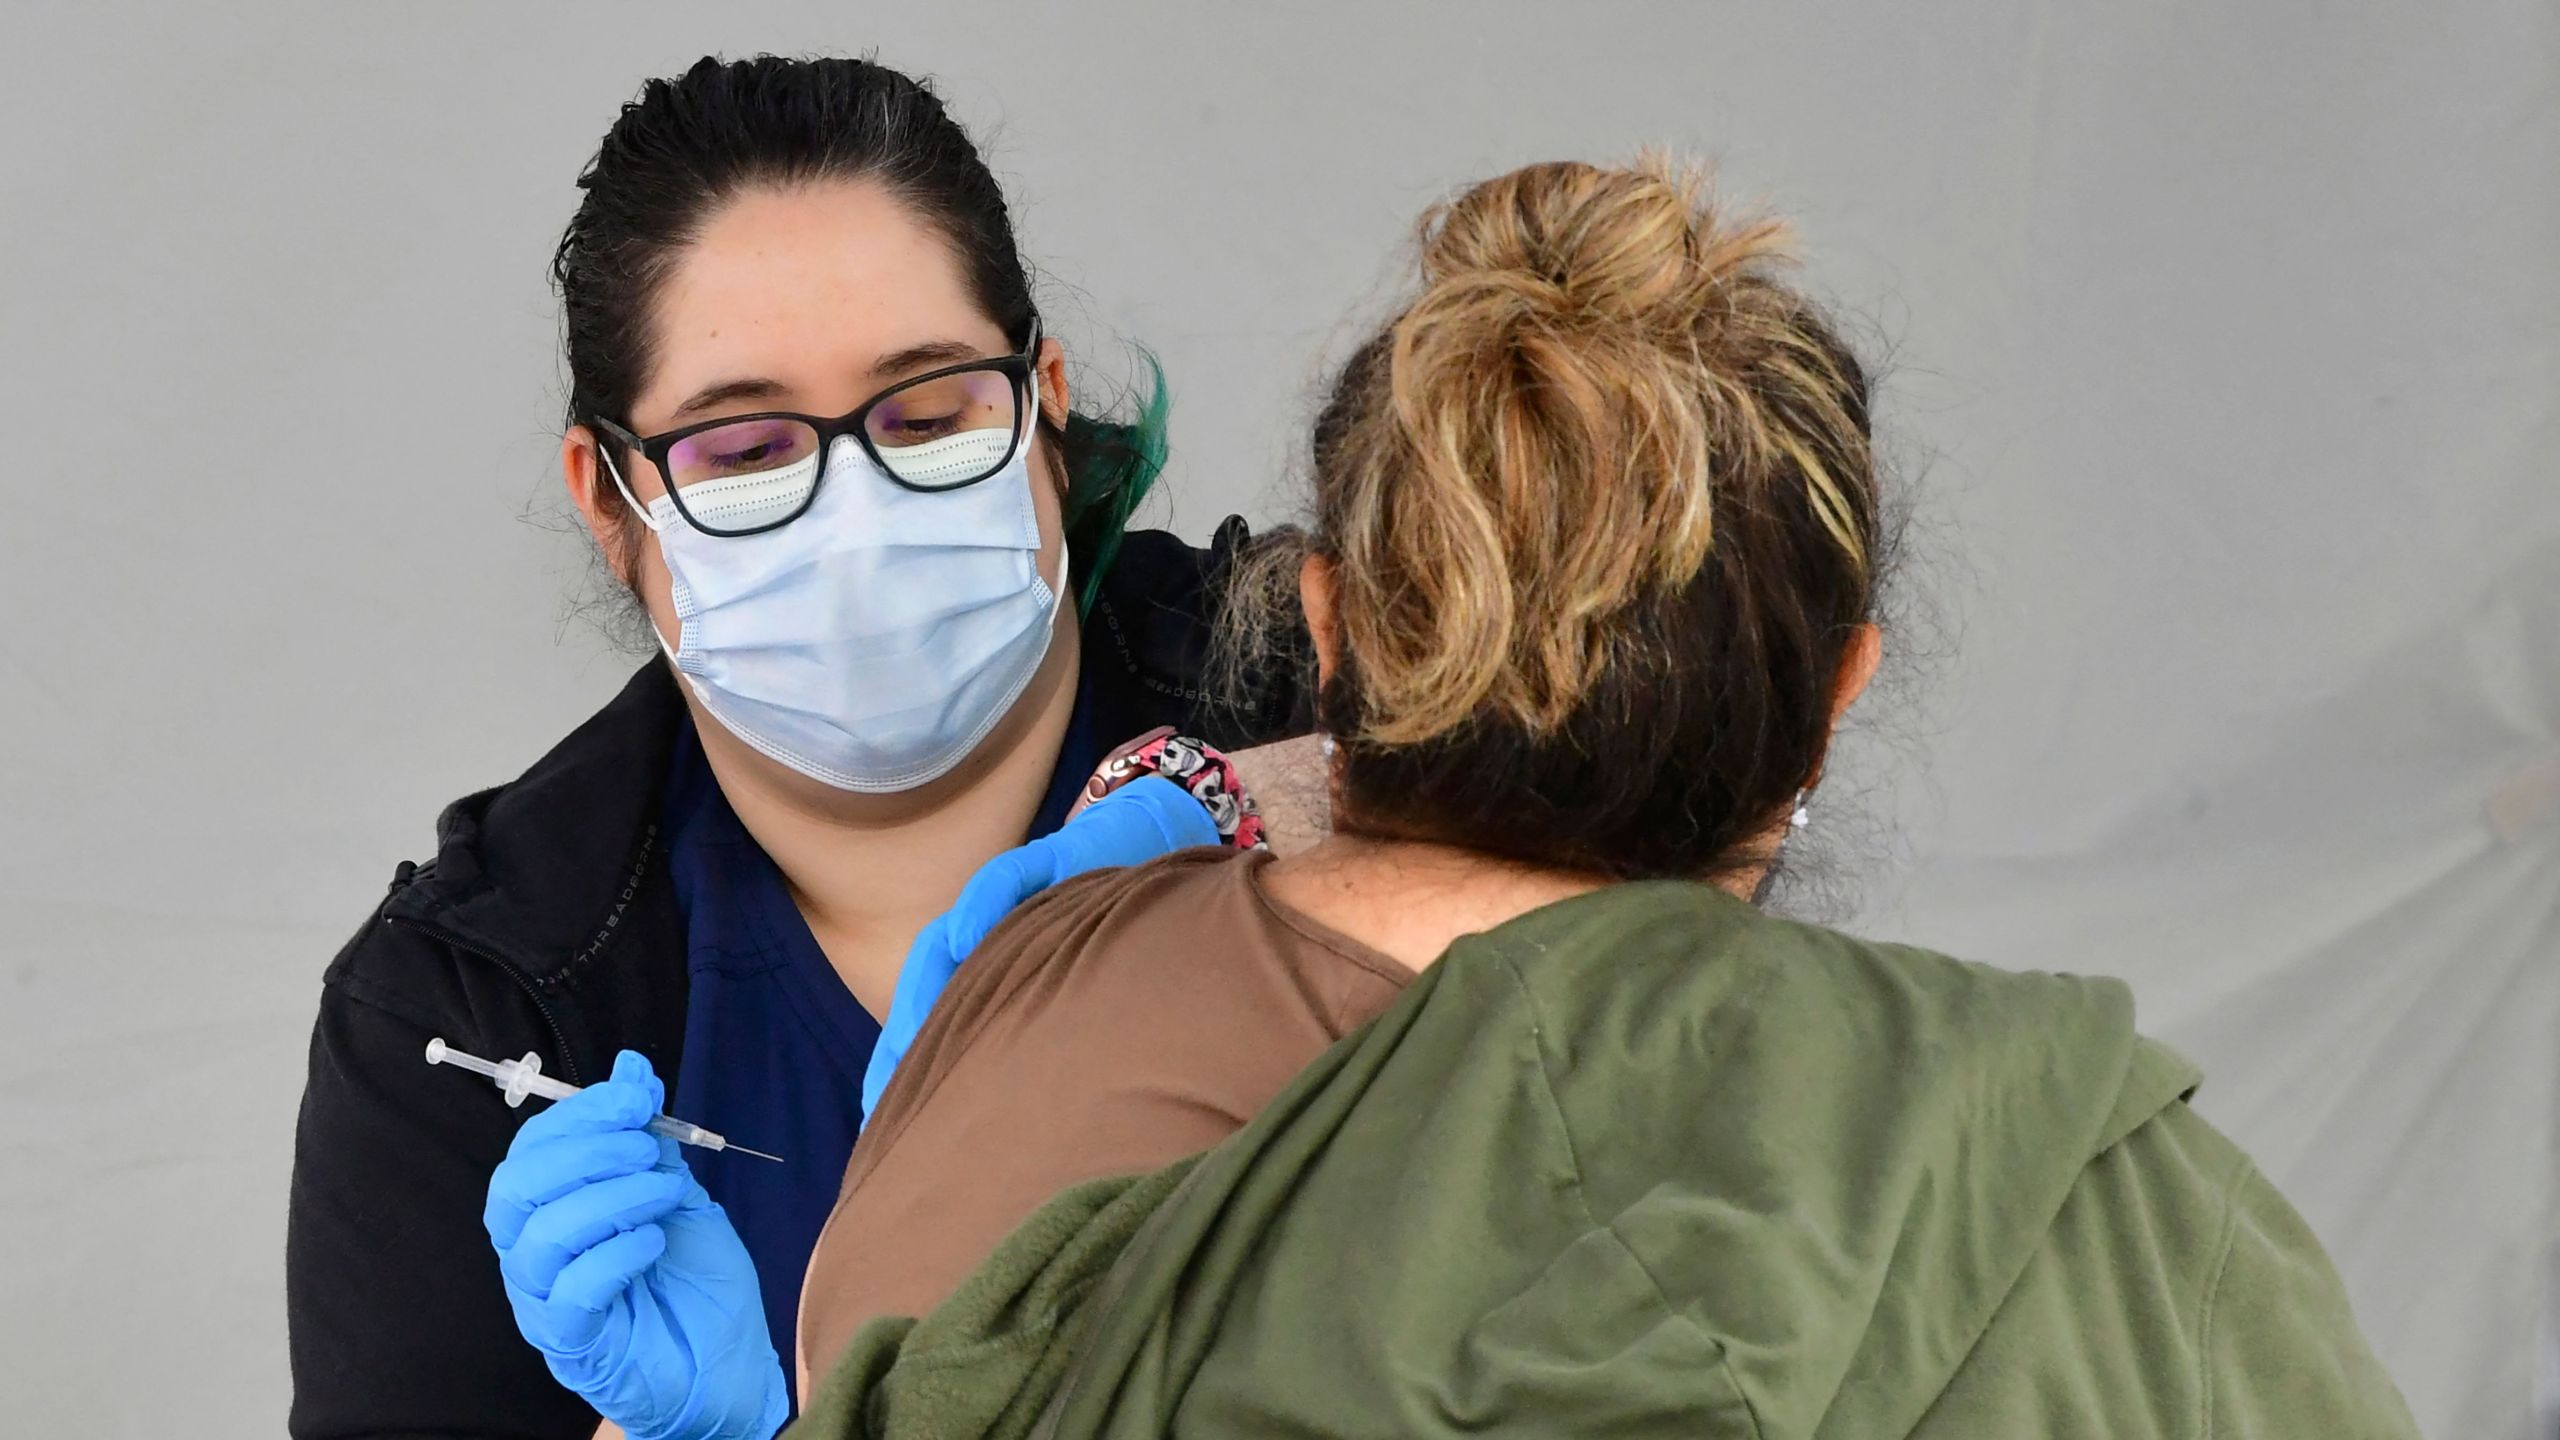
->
(1, 3, 2551, 1434)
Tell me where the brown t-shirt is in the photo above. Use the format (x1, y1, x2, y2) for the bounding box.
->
(792, 847, 1411, 1386)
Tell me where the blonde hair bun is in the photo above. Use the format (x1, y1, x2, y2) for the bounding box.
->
(1221, 155, 1882, 880)
(1318, 156, 1869, 747)
(1414, 156, 1791, 334)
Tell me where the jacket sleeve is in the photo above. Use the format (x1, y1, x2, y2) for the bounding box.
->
(2199, 1164, 2420, 1440)
(286, 929, 598, 1440)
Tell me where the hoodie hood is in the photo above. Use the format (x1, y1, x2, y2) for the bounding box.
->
(1497, 885, 2205, 1436)
(1156, 880, 2202, 1439)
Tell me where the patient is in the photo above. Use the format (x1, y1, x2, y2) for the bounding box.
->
(791, 158, 2415, 1434)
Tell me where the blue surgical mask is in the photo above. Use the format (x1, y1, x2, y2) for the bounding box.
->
(607, 407, 1065, 794)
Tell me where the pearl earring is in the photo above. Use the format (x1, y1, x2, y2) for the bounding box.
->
(1790, 790, 1811, 830)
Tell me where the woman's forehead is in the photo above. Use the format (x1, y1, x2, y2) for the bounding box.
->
(638, 179, 1006, 420)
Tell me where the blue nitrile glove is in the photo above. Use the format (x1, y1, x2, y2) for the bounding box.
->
(861, 774, 1217, 1119)
(483, 1050, 789, 1440)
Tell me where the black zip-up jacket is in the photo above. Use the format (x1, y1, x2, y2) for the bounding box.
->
(285, 526, 1305, 1438)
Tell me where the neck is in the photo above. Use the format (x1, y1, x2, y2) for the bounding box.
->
(1258, 829, 1776, 975)
(688, 614, 1083, 1015)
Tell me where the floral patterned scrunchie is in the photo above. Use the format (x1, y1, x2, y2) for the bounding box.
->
(1073, 725, 1268, 851)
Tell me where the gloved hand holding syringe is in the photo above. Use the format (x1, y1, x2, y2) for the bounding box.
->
(425, 1038, 783, 1162)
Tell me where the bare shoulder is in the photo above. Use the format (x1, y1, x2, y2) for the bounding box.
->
(1227, 736, 1332, 857)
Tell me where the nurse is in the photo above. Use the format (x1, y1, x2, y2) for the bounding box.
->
(283, 54, 1305, 1438)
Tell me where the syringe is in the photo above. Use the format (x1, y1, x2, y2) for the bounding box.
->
(425, 1038, 783, 1163)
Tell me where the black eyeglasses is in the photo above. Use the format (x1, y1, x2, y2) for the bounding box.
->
(593, 320, 1042, 538)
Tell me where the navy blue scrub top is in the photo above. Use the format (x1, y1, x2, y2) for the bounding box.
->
(660, 682, 1096, 1407)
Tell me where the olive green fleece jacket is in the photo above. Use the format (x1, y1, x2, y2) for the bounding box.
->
(792, 880, 2416, 1439)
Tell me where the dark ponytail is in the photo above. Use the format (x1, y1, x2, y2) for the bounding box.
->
(553, 54, 1164, 610)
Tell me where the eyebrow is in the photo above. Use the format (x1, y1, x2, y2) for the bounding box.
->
(664, 339, 997, 424)
(871, 338, 992, 377)
(668, 377, 793, 423)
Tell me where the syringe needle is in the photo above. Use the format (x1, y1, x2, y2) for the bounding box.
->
(724, 1143, 786, 1163)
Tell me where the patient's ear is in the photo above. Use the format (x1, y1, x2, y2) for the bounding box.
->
(1300, 553, 1340, 690)
(1832, 622, 1882, 723)
(1800, 622, 1884, 793)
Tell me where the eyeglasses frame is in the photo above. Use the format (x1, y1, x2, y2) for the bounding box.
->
(590, 318, 1044, 538)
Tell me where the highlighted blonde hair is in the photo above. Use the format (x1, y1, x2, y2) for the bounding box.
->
(1233, 156, 1885, 880)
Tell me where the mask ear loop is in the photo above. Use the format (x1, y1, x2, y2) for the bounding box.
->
(592, 442, 684, 663)
(1019, 364, 1080, 609)
(1021, 368, 1062, 497)
(596, 443, 669, 534)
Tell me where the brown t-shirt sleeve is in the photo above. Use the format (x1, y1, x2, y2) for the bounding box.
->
(792, 848, 1409, 1388)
